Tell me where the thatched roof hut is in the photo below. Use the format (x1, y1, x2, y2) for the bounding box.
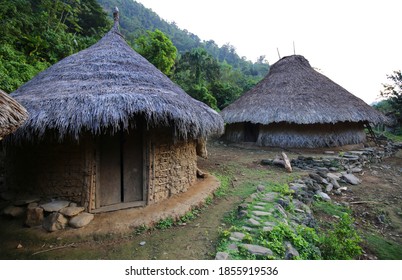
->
(221, 55, 388, 147)
(4, 11, 223, 213)
(0, 89, 28, 139)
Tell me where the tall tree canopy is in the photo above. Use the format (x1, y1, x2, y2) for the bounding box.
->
(380, 70, 402, 124)
(135, 29, 177, 76)
(0, 0, 110, 92)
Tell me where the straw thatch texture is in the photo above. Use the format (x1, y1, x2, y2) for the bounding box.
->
(220, 55, 388, 126)
(256, 122, 366, 148)
(0, 89, 28, 139)
(8, 27, 223, 142)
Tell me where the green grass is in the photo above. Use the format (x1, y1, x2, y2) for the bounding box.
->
(313, 200, 351, 217)
(364, 233, 402, 260)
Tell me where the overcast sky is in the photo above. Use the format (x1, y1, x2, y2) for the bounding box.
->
(135, 0, 401, 104)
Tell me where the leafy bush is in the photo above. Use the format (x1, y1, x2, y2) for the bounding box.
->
(319, 214, 362, 259)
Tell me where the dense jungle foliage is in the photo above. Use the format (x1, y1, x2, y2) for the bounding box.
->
(1, 0, 270, 110)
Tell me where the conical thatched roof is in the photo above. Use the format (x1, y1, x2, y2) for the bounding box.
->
(221, 55, 388, 125)
(8, 15, 223, 142)
(0, 89, 28, 139)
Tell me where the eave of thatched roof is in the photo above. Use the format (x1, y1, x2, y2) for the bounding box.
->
(7, 24, 223, 143)
(220, 55, 389, 126)
(0, 89, 28, 139)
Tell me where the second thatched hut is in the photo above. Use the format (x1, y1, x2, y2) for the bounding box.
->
(3, 12, 223, 213)
(221, 55, 388, 148)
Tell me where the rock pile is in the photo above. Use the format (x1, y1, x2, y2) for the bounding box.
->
(215, 186, 317, 260)
(1, 198, 94, 232)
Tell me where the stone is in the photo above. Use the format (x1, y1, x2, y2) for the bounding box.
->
(338, 187, 348, 192)
(42, 213, 68, 232)
(350, 167, 362, 173)
(277, 198, 290, 208)
(241, 244, 273, 256)
(329, 167, 338, 172)
(327, 173, 342, 180)
(316, 191, 331, 201)
(41, 200, 70, 212)
(256, 185, 265, 192)
(275, 204, 288, 218)
(325, 183, 334, 192)
(228, 243, 238, 251)
(14, 197, 40, 206)
(25, 205, 44, 227)
(289, 183, 307, 192)
(59, 206, 85, 217)
(329, 177, 341, 189)
(242, 226, 253, 232)
(69, 212, 94, 228)
(324, 151, 335, 154)
(2, 205, 25, 218)
(252, 211, 271, 217)
(230, 232, 245, 241)
(262, 192, 277, 202)
(247, 218, 261, 226)
(309, 173, 324, 183)
(139, 241, 146, 246)
(342, 173, 361, 185)
(215, 252, 230, 260)
(285, 242, 300, 260)
(263, 226, 274, 232)
(237, 210, 248, 218)
(253, 205, 265, 210)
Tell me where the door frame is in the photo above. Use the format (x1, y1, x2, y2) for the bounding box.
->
(92, 128, 148, 213)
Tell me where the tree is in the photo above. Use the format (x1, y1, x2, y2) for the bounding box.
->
(380, 70, 402, 124)
(0, 0, 110, 92)
(135, 29, 177, 76)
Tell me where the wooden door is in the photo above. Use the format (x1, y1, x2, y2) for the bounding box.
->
(98, 130, 144, 209)
(122, 131, 143, 202)
(99, 134, 121, 207)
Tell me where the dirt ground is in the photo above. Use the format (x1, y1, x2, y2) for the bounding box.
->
(0, 140, 401, 259)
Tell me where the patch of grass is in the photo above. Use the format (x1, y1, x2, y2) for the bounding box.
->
(364, 233, 402, 260)
(213, 173, 231, 197)
(133, 225, 148, 235)
(155, 217, 174, 230)
(313, 200, 351, 217)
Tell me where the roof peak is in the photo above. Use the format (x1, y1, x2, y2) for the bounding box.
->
(113, 7, 119, 30)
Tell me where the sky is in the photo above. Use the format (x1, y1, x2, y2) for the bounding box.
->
(135, 0, 401, 105)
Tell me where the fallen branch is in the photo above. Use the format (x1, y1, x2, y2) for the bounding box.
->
(349, 201, 381, 205)
(32, 243, 76, 256)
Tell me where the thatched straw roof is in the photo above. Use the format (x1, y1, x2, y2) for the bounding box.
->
(8, 13, 223, 142)
(221, 55, 388, 126)
(0, 89, 28, 139)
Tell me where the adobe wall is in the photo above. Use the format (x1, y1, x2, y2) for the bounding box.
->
(147, 128, 198, 204)
(4, 134, 92, 207)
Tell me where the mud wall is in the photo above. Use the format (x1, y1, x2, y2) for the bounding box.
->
(4, 134, 92, 206)
(148, 128, 197, 204)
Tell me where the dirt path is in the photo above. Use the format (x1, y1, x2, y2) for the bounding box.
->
(1, 141, 401, 259)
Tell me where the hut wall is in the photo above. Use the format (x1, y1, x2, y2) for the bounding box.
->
(4, 133, 93, 207)
(223, 123, 245, 142)
(257, 122, 366, 148)
(148, 128, 197, 204)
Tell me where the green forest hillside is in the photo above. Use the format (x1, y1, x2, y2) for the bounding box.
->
(0, 0, 270, 110)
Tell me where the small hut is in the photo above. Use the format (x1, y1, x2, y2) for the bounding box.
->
(220, 55, 388, 148)
(0, 89, 28, 140)
(3, 11, 223, 213)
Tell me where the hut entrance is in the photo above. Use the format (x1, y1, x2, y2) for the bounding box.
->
(97, 129, 145, 212)
(244, 122, 259, 142)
